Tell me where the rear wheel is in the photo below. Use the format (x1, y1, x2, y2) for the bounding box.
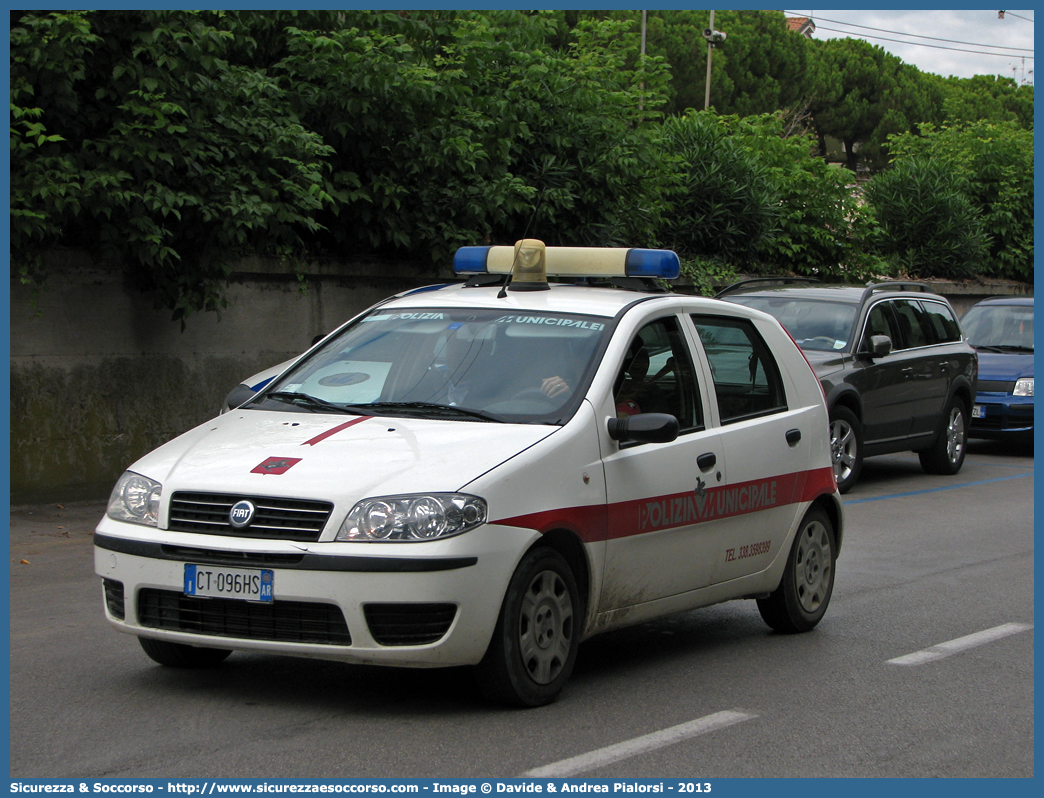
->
(475, 547, 580, 707)
(919, 397, 968, 475)
(138, 637, 232, 668)
(757, 506, 836, 633)
(829, 406, 862, 494)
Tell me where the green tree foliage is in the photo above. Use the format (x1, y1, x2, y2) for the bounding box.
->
(283, 10, 675, 262)
(863, 158, 988, 278)
(659, 111, 778, 264)
(931, 74, 1034, 128)
(11, 10, 336, 321)
(582, 9, 830, 128)
(886, 122, 1033, 279)
(720, 114, 870, 277)
(664, 111, 877, 282)
(809, 37, 945, 170)
(11, 10, 675, 316)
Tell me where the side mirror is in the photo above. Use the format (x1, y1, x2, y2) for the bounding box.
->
(861, 334, 892, 359)
(607, 413, 680, 444)
(222, 383, 258, 413)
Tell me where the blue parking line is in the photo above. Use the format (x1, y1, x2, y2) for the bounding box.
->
(845, 472, 1034, 504)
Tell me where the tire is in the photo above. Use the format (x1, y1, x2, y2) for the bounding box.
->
(139, 637, 232, 668)
(829, 406, 862, 494)
(757, 506, 836, 633)
(475, 547, 580, 707)
(918, 397, 968, 475)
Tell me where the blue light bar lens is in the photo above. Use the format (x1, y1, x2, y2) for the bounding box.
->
(625, 249, 681, 280)
(453, 247, 492, 274)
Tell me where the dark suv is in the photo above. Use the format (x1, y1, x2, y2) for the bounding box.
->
(718, 279, 978, 492)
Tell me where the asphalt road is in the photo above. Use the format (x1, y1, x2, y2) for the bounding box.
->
(8, 438, 1033, 779)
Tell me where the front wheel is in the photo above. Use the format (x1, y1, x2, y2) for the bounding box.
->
(918, 397, 968, 475)
(757, 506, 836, 633)
(475, 547, 580, 707)
(139, 637, 232, 668)
(829, 406, 862, 494)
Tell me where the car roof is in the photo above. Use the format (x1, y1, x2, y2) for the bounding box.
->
(972, 295, 1034, 307)
(383, 280, 726, 318)
(719, 282, 948, 306)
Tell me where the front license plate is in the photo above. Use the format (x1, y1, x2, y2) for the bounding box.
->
(972, 404, 985, 419)
(184, 564, 274, 602)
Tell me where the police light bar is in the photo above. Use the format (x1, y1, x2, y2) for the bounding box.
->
(454, 241, 681, 282)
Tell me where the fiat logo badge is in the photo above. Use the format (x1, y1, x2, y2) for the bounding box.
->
(229, 500, 256, 529)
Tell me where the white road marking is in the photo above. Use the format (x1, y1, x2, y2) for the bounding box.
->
(888, 622, 1033, 666)
(521, 709, 757, 777)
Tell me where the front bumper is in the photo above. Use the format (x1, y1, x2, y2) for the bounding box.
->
(970, 391, 1034, 438)
(94, 519, 538, 668)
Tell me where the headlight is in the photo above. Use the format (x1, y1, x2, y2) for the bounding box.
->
(106, 471, 162, 527)
(337, 494, 487, 542)
(1014, 378, 1034, 397)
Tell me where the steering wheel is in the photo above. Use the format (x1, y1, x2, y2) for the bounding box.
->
(511, 388, 557, 407)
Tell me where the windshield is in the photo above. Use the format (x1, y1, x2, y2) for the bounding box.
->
(728, 296, 858, 352)
(961, 303, 1033, 351)
(250, 307, 612, 424)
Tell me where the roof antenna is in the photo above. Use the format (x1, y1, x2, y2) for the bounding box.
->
(499, 189, 545, 298)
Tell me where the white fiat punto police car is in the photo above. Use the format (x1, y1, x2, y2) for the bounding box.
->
(96, 241, 843, 707)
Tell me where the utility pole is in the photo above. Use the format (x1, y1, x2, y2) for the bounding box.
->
(704, 10, 715, 110)
(640, 10, 647, 111)
(702, 12, 726, 110)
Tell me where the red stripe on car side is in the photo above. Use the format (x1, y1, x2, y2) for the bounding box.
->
(494, 466, 836, 544)
(302, 417, 372, 446)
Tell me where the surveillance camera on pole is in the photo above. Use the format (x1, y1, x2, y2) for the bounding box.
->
(702, 28, 727, 45)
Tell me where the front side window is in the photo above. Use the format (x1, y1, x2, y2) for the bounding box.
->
(692, 315, 787, 424)
(251, 308, 612, 424)
(614, 317, 703, 431)
(863, 301, 902, 350)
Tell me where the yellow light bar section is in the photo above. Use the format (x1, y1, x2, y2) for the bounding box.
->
(453, 241, 681, 280)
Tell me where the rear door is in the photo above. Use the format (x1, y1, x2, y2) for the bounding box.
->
(688, 313, 813, 584)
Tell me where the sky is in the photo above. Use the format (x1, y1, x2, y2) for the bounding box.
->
(783, 9, 1035, 82)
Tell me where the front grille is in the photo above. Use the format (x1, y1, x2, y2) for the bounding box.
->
(364, 603, 457, 646)
(138, 589, 351, 646)
(160, 545, 305, 568)
(103, 579, 125, 620)
(168, 492, 333, 542)
(978, 380, 1016, 393)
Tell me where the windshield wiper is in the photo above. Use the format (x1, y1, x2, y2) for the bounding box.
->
(354, 401, 503, 422)
(258, 392, 364, 414)
(976, 344, 1033, 353)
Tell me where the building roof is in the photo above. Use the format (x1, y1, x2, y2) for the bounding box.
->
(785, 16, 816, 37)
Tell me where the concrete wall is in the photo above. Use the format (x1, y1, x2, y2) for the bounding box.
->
(10, 252, 451, 504)
(9, 251, 1031, 504)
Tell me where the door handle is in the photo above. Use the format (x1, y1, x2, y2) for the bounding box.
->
(697, 453, 717, 472)
(786, 429, 802, 447)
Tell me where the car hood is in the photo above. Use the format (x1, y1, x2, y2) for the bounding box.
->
(801, 348, 849, 378)
(976, 351, 1033, 383)
(129, 411, 558, 504)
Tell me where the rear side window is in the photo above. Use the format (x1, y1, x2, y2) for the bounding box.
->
(921, 301, 962, 343)
(692, 315, 787, 424)
(891, 299, 933, 349)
